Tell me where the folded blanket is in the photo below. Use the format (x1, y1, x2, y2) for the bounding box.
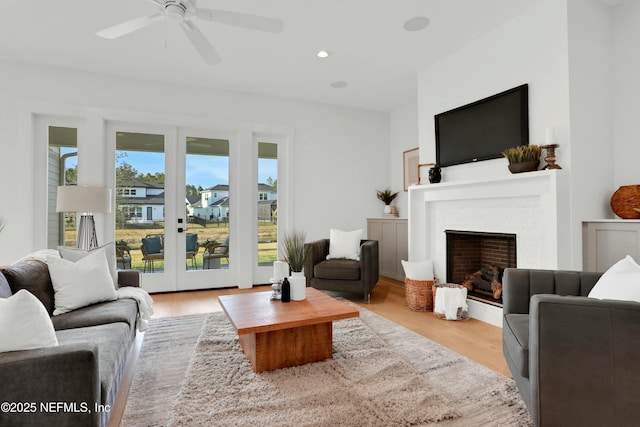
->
(434, 286, 468, 320)
(12, 249, 61, 265)
(116, 286, 154, 331)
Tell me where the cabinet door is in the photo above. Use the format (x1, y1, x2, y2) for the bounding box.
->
(583, 222, 640, 272)
(381, 221, 397, 277)
(395, 221, 408, 273)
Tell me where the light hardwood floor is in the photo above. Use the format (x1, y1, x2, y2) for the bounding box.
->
(151, 276, 510, 377)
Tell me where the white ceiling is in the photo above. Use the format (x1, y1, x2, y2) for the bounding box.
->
(0, 0, 627, 112)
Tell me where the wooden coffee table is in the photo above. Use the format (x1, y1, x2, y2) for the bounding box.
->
(218, 287, 359, 372)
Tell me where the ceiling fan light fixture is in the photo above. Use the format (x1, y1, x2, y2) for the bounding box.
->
(317, 50, 330, 59)
(165, 3, 186, 22)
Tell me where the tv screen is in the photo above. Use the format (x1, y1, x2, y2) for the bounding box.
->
(435, 84, 529, 168)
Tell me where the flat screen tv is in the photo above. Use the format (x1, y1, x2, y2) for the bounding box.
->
(435, 84, 529, 168)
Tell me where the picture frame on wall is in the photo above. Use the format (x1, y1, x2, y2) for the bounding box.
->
(418, 163, 435, 185)
(403, 148, 419, 191)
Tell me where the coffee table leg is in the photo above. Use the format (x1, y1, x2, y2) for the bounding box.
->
(238, 322, 333, 372)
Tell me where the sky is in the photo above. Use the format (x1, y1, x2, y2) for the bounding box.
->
(61, 148, 278, 189)
(121, 151, 277, 189)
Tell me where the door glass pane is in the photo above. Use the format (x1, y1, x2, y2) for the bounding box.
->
(186, 137, 230, 270)
(115, 132, 165, 273)
(258, 142, 278, 266)
(47, 126, 78, 249)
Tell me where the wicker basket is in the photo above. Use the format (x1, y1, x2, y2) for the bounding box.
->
(611, 185, 640, 219)
(432, 283, 469, 320)
(405, 278, 434, 312)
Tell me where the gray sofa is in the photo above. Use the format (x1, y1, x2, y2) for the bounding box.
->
(0, 260, 140, 427)
(502, 268, 640, 427)
(304, 239, 379, 303)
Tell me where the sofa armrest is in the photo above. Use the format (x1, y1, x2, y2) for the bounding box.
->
(503, 268, 603, 315)
(0, 343, 101, 426)
(359, 240, 379, 292)
(304, 239, 329, 286)
(529, 294, 640, 426)
(117, 269, 140, 288)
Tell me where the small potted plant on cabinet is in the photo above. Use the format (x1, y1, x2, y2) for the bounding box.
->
(376, 188, 399, 215)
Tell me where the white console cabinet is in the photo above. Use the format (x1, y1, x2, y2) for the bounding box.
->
(582, 220, 640, 272)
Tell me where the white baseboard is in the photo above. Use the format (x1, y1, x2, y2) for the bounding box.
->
(467, 299, 503, 327)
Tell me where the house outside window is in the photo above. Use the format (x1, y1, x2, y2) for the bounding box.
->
(259, 192, 268, 201)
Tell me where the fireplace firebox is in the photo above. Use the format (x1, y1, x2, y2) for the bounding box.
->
(445, 230, 516, 306)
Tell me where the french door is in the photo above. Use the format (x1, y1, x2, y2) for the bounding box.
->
(106, 121, 287, 293)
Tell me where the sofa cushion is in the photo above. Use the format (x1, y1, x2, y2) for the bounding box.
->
(314, 259, 361, 281)
(59, 242, 118, 287)
(56, 322, 133, 406)
(48, 249, 117, 315)
(0, 290, 59, 352)
(52, 298, 138, 331)
(1, 260, 55, 315)
(0, 271, 11, 298)
(503, 313, 530, 378)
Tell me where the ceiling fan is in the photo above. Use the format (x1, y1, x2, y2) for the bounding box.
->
(96, 0, 284, 65)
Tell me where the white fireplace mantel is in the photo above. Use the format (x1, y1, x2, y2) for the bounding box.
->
(407, 170, 570, 326)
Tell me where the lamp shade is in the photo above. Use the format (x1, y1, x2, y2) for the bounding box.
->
(56, 186, 112, 214)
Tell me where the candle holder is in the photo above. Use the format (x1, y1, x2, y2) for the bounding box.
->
(542, 144, 562, 169)
(270, 278, 283, 300)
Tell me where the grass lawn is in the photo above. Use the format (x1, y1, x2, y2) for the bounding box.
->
(64, 222, 278, 271)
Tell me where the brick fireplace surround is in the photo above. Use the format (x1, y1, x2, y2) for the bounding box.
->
(408, 170, 569, 326)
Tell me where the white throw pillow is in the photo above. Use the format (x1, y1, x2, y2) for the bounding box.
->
(59, 241, 117, 287)
(588, 255, 640, 302)
(47, 248, 117, 315)
(326, 229, 363, 261)
(0, 290, 58, 352)
(401, 259, 434, 281)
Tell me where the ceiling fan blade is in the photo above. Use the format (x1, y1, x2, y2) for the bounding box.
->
(96, 13, 165, 39)
(180, 20, 221, 65)
(195, 8, 284, 33)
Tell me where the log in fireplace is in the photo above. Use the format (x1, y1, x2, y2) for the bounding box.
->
(445, 230, 517, 306)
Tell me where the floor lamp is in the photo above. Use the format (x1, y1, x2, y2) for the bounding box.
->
(56, 186, 112, 250)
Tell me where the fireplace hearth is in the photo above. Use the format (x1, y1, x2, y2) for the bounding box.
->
(445, 230, 517, 306)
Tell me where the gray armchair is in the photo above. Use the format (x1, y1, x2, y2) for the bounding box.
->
(304, 239, 379, 303)
(502, 268, 640, 426)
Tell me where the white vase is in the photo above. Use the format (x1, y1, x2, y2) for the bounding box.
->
(289, 272, 306, 301)
(383, 205, 391, 214)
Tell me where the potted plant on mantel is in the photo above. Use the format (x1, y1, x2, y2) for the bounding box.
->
(376, 188, 399, 215)
(502, 144, 542, 174)
(282, 230, 308, 300)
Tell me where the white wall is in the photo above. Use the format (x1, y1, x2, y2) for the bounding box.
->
(612, 0, 640, 188)
(388, 101, 419, 219)
(414, 0, 625, 269)
(566, 0, 615, 266)
(0, 62, 390, 264)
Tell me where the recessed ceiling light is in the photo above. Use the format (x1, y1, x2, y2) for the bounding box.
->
(317, 50, 330, 58)
(330, 81, 348, 89)
(403, 16, 430, 32)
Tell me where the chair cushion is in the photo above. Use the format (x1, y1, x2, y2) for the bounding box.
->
(503, 313, 530, 378)
(142, 236, 163, 254)
(186, 233, 198, 252)
(314, 259, 361, 281)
